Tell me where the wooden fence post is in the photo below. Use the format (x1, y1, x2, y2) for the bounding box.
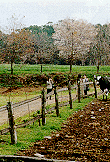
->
(93, 79, 97, 98)
(54, 86, 59, 117)
(41, 88, 46, 126)
(68, 80, 72, 109)
(7, 102, 17, 144)
(77, 81, 81, 103)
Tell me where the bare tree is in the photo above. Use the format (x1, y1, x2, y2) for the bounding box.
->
(1, 15, 35, 74)
(52, 18, 97, 71)
(89, 23, 110, 72)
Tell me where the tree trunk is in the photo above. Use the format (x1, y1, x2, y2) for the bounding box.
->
(97, 59, 100, 73)
(70, 32, 73, 73)
(70, 63, 72, 73)
(41, 65, 42, 73)
(68, 80, 72, 109)
(96, 57, 100, 73)
(97, 65, 99, 73)
(11, 61, 13, 75)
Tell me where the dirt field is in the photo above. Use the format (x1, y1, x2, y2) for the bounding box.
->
(19, 99, 109, 162)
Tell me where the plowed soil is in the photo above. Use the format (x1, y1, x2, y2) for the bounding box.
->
(19, 99, 110, 162)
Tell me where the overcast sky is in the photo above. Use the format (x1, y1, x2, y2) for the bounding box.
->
(0, 0, 110, 31)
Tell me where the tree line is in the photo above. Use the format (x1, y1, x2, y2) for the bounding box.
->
(0, 16, 110, 74)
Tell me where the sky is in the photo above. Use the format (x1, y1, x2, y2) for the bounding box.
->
(0, 0, 110, 32)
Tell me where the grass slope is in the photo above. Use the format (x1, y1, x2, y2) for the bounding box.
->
(0, 97, 94, 155)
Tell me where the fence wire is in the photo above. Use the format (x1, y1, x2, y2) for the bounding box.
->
(0, 82, 94, 127)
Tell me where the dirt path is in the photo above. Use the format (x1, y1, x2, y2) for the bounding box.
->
(0, 93, 75, 126)
(0, 83, 98, 126)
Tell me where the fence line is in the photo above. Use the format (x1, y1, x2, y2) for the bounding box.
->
(0, 81, 99, 136)
(0, 91, 98, 135)
(0, 88, 63, 112)
(0, 97, 78, 135)
(0, 82, 93, 112)
(0, 95, 41, 112)
(0, 81, 98, 135)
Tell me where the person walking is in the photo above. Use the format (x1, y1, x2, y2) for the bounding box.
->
(47, 77, 53, 100)
(83, 75, 89, 96)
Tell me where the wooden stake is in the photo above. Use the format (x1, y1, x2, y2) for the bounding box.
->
(41, 88, 46, 125)
(93, 79, 97, 98)
(7, 102, 17, 144)
(37, 111, 41, 126)
(54, 86, 59, 117)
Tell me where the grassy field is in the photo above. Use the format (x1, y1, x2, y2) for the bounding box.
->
(0, 64, 109, 107)
(0, 64, 110, 75)
(0, 87, 41, 107)
(0, 64, 110, 156)
(0, 97, 95, 155)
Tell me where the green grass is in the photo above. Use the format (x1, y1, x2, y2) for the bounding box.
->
(0, 90, 41, 107)
(0, 63, 109, 156)
(0, 97, 94, 155)
(0, 64, 110, 75)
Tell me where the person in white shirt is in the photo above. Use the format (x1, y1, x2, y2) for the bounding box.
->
(83, 75, 89, 96)
(47, 78, 53, 100)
